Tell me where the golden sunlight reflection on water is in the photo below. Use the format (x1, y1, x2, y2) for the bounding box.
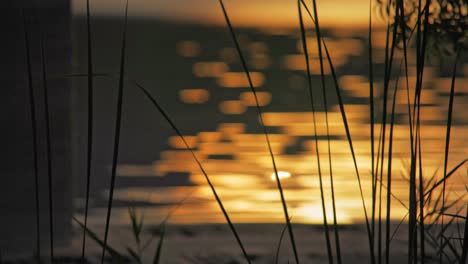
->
(97, 23, 468, 226)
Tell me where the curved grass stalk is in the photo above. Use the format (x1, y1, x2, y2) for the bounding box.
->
(441, 48, 461, 264)
(298, 1, 334, 263)
(38, 15, 55, 261)
(81, 0, 94, 261)
(101, 1, 129, 262)
(299, 2, 373, 262)
(218, 0, 299, 262)
(21, 9, 41, 261)
(135, 83, 251, 264)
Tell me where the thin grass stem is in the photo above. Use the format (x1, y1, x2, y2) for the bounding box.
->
(135, 83, 251, 263)
(38, 14, 55, 261)
(21, 8, 41, 261)
(218, 1, 298, 262)
(101, 1, 129, 262)
(81, 0, 94, 261)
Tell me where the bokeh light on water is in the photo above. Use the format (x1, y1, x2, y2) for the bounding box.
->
(69, 0, 468, 227)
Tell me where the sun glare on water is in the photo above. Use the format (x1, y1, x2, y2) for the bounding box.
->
(270, 171, 292, 181)
(296, 204, 353, 224)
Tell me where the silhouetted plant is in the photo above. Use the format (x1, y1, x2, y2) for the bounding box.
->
(377, 0, 467, 54)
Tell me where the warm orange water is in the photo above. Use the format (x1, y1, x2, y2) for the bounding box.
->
(70, 2, 468, 225)
(110, 36, 467, 225)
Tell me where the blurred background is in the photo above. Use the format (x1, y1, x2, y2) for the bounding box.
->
(1, 0, 467, 261)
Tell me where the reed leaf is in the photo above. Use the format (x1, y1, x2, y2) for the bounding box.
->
(218, 0, 297, 262)
(135, 83, 251, 263)
(81, 0, 94, 261)
(101, 1, 129, 262)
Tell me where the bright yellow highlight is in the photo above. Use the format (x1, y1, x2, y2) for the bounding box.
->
(271, 171, 291, 181)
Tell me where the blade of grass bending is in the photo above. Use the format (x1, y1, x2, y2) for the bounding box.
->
(217, 1, 299, 263)
(22, 9, 41, 261)
(379, 2, 400, 262)
(411, 1, 423, 263)
(418, 126, 426, 264)
(394, 1, 423, 262)
(306, 1, 336, 263)
(368, 0, 377, 261)
(460, 205, 468, 264)
(442, 48, 460, 263)
(152, 225, 165, 264)
(423, 159, 468, 197)
(128, 206, 144, 255)
(135, 83, 251, 264)
(299, 2, 373, 262)
(101, 1, 128, 262)
(38, 13, 55, 261)
(126, 247, 142, 264)
(81, 0, 94, 261)
(385, 63, 400, 264)
(275, 217, 292, 264)
(141, 190, 195, 253)
(442, 236, 461, 263)
(381, 11, 414, 258)
(419, 4, 433, 262)
(73, 217, 125, 261)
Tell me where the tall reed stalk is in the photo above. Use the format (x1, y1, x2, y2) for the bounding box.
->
(218, 0, 299, 262)
(101, 0, 128, 262)
(297, 1, 333, 263)
(81, 0, 94, 261)
(38, 13, 55, 261)
(135, 83, 251, 263)
(441, 47, 461, 264)
(299, 1, 374, 262)
(22, 8, 41, 261)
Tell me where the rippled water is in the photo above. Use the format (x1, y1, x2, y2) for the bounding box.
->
(68, 17, 468, 231)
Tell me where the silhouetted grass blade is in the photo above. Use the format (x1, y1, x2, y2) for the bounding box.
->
(73, 217, 125, 261)
(22, 8, 41, 261)
(152, 225, 165, 264)
(101, 1, 129, 262)
(424, 159, 468, 197)
(461, 205, 468, 264)
(81, 0, 94, 261)
(275, 218, 291, 264)
(368, 0, 377, 260)
(300, 1, 334, 263)
(299, 2, 373, 262)
(135, 82, 251, 264)
(126, 247, 142, 264)
(39, 14, 55, 261)
(218, 1, 298, 263)
(441, 49, 461, 263)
